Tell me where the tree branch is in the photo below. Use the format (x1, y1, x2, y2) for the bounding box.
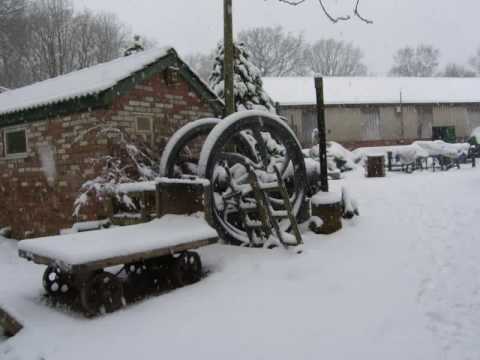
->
(275, 0, 372, 24)
(353, 0, 373, 24)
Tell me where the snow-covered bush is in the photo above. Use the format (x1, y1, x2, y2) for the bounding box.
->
(208, 42, 276, 113)
(73, 126, 160, 217)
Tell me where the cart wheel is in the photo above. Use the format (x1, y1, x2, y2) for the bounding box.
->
(42, 266, 72, 296)
(125, 262, 148, 277)
(171, 251, 202, 287)
(80, 271, 125, 317)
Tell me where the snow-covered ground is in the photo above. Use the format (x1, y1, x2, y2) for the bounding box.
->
(1, 166, 480, 360)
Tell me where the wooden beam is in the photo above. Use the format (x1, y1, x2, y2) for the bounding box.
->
(0, 306, 23, 337)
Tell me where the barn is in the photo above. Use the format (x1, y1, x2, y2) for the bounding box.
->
(263, 77, 480, 148)
(0, 47, 224, 239)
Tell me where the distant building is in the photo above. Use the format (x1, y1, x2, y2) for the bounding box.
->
(0, 48, 224, 238)
(263, 77, 480, 148)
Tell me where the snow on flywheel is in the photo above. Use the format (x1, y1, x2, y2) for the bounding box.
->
(198, 111, 307, 245)
(160, 118, 221, 177)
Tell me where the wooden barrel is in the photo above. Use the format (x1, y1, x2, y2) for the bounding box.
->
(366, 155, 385, 177)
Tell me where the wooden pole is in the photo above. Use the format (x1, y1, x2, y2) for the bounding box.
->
(315, 77, 329, 192)
(223, 0, 235, 116)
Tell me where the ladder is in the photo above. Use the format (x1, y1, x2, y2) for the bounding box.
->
(242, 166, 303, 248)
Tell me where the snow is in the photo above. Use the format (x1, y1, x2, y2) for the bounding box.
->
(353, 141, 471, 164)
(2, 167, 480, 359)
(115, 181, 156, 193)
(18, 213, 217, 267)
(60, 219, 110, 234)
(156, 177, 210, 186)
(311, 190, 342, 205)
(470, 127, 480, 144)
(0, 47, 174, 116)
(198, 110, 301, 177)
(262, 76, 480, 105)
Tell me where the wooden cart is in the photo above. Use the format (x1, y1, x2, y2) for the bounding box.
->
(18, 214, 218, 317)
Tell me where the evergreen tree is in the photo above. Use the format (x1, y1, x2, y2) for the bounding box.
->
(209, 42, 276, 113)
(123, 35, 144, 57)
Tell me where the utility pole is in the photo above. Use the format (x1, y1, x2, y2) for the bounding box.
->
(224, 0, 235, 116)
(315, 77, 329, 192)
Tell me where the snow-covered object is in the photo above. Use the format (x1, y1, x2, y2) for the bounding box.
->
(414, 141, 470, 158)
(308, 141, 356, 172)
(115, 181, 157, 194)
(0, 47, 174, 116)
(159, 118, 221, 177)
(198, 110, 301, 177)
(262, 76, 480, 106)
(353, 141, 470, 165)
(18, 214, 217, 267)
(156, 177, 210, 187)
(0, 86, 9, 93)
(341, 186, 359, 219)
(60, 220, 111, 234)
(209, 42, 275, 113)
(311, 191, 342, 205)
(470, 127, 480, 144)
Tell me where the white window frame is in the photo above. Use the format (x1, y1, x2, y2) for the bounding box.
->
(3, 125, 28, 159)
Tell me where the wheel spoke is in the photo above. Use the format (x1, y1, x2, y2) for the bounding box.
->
(251, 123, 271, 169)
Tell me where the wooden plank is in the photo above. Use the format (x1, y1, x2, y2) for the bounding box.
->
(0, 306, 23, 337)
(19, 237, 218, 274)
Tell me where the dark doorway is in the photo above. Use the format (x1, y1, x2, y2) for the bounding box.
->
(432, 126, 456, 143)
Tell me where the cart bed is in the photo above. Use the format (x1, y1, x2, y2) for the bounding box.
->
(18, 214, 218, 273)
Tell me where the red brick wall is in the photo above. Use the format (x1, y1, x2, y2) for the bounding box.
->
(0, 70, 216, 239)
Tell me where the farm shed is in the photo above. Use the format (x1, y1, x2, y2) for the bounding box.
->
(263, 77, 480, 148)
(0, 47, 224, 239)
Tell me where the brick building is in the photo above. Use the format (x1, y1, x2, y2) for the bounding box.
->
(263, 77, 480, 148)
(0, 48, 224, 239)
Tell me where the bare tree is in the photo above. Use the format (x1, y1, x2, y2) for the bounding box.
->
(184, 52, 215, 81)
(389, 45, 440, 77)
(93, 12, 129, 63)
(440, 63, 476, 78)
(0, 0, 31, 87)
(237, 26, 307, 76)
(0, 0, 131, 87)
(305, 38, 367, 76)
(469, 48, 480, 76)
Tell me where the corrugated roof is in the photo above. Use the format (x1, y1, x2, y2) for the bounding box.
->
(262, 76, 480, 106)
(0, 47, 174, 116)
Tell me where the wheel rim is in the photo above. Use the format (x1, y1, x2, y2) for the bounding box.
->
(43, 266, 71, 295)
(159, 118, 221, 177)
(81, 272, 124, 316)
(198, 111, 307, 245)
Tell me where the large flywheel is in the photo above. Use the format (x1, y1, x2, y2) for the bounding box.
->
(198, 111, 307, 245)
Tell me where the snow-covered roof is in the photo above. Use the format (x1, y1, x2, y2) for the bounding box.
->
(262, 77, 480, 106)
(0, 47, 175, 116)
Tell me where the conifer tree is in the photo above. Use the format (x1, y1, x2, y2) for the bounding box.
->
(209, 42, 275, 113)
(124, 35, 144, 57)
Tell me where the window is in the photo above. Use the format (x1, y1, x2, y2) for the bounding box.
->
(136, 117, 152, 132)
(4, 127, 27, 157)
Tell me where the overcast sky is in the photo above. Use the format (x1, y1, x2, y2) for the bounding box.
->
(73, 0, 479, 75)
